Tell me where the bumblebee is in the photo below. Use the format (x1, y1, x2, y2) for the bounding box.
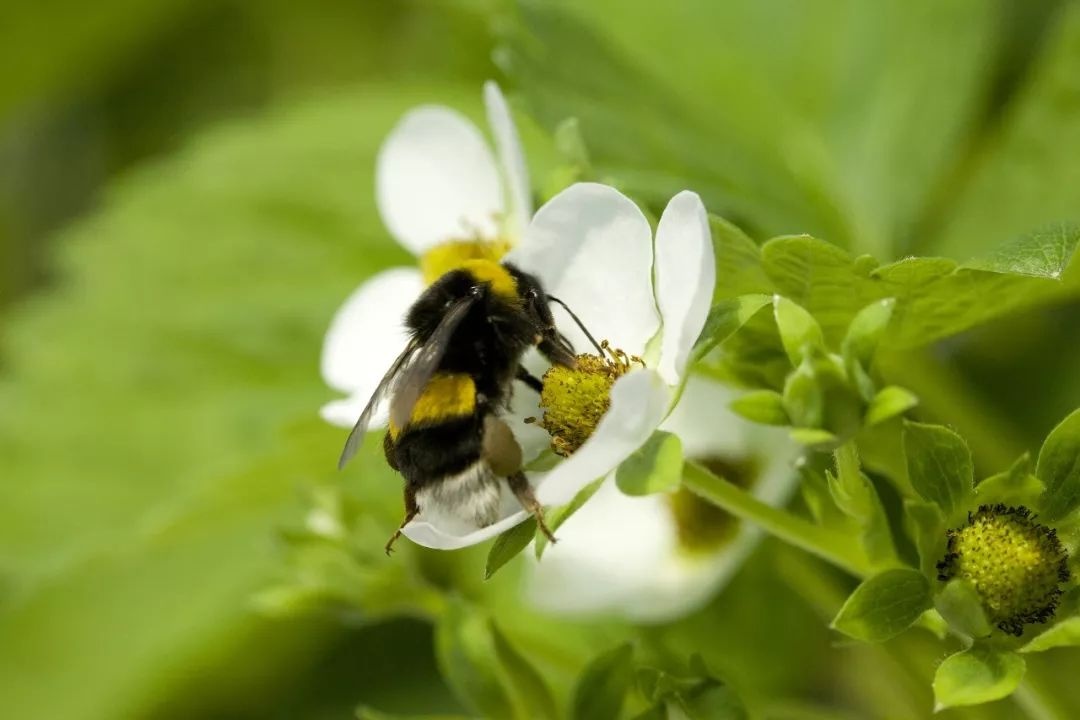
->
(338, 258, 589, 554)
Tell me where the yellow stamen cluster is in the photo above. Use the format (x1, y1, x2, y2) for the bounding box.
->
(420, 237, 511, 285)
(531, 342, 642, 457)
(937, 505, 1071, 636)
(669, 456, 758, 554)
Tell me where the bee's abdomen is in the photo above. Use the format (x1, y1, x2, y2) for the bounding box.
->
(389, 372, 477, 439)
(391, 413, 483, 486)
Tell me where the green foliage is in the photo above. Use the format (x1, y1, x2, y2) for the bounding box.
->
(772, 294, 826, 365)
(831, 568, 932, 643)
(975, 453, 1044, 507)
(502, 0, 998, 257)
(570, 643, 635, 720)
(1035, 407, 1080, 521)
(902, 420, 974, 519)
(615, 430, 683, 497)
(864, 386, 919, 427)
(635, 659, 748, 720)
(533, 477, 604, 560)
(0, 83, 484, 720)
(485, 519, 538, 580)
(728, 390, 790, 426)
(932, 645, 1026, 710)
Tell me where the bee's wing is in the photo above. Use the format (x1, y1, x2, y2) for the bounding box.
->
(337, 337, 420, 470)
(388, 294, 478, 432)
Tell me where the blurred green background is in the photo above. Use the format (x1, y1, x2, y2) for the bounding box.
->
(2, 0, 1080, 718)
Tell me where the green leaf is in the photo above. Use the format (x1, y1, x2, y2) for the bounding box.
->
(1035, 407, 1080, 521)
(1020, 617, 1080, 654)
(571, 644, 634, 720)
(903, 421, 974, 519)
(831, 568, 932, 643)
(616, 430, 683, 496)
(490, 622, 560, 720)
(830, 445, 895, 564)
(729, 390, 790, 426)
(692, 294, 771, 361)
(709, 216, 774, 299)
(842, 298, 896, 369)
(504, 0, 997, 256)
(935, 579, 993, 639)
(0, 84, 484, 719)
(534, 477, 604, 559)
(485, 519, 537, 580)
(934, 1, 1080, 259)
(435, 601, 515, 720)
(864, 386, 919, 427)
(773, 295, 825, 365)
(933, 645, 1026, 710)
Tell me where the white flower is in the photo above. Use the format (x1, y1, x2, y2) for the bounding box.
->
(524, 375, 800, 622)
(321, 82, 531, 429)
(402, 183, 718, 548)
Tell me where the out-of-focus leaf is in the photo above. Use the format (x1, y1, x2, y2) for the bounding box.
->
(570, 643, 634, 720)
(932, 645, 1026, 709)
(502, 0, 998, 258)
(692, 294, 771, 361)
(490, 622, 559, 720)
(865, 386, 919, 427)
(0, 83, 487, 719)
(903, 421, 974, 519)
(831, 568, 932, 642)
(1035, 407, 1080, 521)
(729, 390, 789, 426)
(935, 3, 1080, 259)
(435, 601, 516, 720)
(615, 430, 683, 496)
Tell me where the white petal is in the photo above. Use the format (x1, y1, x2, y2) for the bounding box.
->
(403, 509, 530, 551)
(654, 191, 715, 385)
(534, 369, 670, 506)
(484, 82, 532, 242)
(506, 183, 659, 356)
(376, 106, 502, 254)
(320, 268, 422, 427)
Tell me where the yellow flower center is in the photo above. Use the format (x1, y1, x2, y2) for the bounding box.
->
(669, 456, 759, 555)
(420, 237, 512, 285)
(530, 342, 642, 457)
(937, 504, 1070, 636)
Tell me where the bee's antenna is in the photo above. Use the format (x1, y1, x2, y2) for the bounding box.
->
(548, 296, 604, 355)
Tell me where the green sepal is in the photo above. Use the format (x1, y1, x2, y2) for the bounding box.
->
(842, 298, 896, 369)
(773, 295, 825, 366)
(935, 579, 993, 639)
(975, 452, 1043, 507)
(933, 644, 1026, 710)
(616, 430, 683, 496)
(485, 519, 537, 580)
(789, 428, 839, 449)
(692, 293, 772, 362)
(1035, 407, 1080, 521)
(570, 643, 635, 720)
(831, 568, 932, 643)
(904, 500, 945, 579)
(782, 358, 823, 429)
(902, 420, 974, 520)
(729, 390, 790, 426)
(1020, 617, 1080, 653)
(864, 386, 919, 427)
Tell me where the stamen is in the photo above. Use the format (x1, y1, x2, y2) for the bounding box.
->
(529, 341, 644, 456)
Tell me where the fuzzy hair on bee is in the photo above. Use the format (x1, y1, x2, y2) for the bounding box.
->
(337, 258, 586, 554)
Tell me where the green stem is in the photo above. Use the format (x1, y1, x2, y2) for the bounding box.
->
(1014, 677, 1067, 720)
(682, 460, 871, 577)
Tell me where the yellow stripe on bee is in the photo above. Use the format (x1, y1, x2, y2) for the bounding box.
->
(389, 372, 477, 439)
(420, 239, 511, 285)
(461, 258, 518, 299)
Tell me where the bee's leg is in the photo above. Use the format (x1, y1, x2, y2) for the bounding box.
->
(507, 471, 556, 544)
(515, 366, 543, 394)
(385, 486, 418, 556)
